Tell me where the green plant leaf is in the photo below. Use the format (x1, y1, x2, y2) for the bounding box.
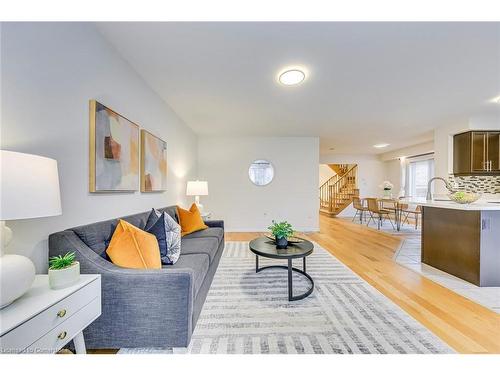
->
(49, 251, 76, 270)
(268, 220, 295, 239)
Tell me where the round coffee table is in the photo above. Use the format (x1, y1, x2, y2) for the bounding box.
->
(249, 237, 314, 301)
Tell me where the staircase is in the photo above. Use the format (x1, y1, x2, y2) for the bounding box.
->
(328, 163, 349, 176)
(319, 164, 359, 216)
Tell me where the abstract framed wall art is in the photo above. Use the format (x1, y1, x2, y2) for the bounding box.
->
(89, 100, 139, 192)
(140, 130, 167, 192)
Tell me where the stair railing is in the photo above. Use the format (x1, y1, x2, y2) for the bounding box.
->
(319, 174, 339, 212)
(320, 164, 358, 213)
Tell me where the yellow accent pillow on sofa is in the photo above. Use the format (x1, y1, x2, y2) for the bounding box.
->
(106, 219, 161, 269)
(177, 203, 208, 236)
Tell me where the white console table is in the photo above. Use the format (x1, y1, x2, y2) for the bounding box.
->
(0, 275, 101, 354)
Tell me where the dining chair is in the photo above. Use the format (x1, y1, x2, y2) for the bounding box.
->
(380, 199, 397, 217)
(365, 198, 395, 230)
(402, 205, 422, 229)
(352, 196, 369, 223)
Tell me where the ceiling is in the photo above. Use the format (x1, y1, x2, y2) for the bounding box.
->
(97, 22, 500, 155)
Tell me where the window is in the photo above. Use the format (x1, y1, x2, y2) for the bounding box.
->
(407, 157, 434, 198)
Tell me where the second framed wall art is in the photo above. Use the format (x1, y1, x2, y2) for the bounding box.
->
(141, 129, 168, 192)
(89, 100, 167, 193)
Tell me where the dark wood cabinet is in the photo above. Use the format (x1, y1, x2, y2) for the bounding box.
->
(422, 207, 500, 286)
(453, 130, 500, 175)
(487, 132, 500, 172)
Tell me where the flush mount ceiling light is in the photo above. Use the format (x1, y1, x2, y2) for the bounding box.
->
(373, 143, 390, 148)
(278, 69, 306, 86)
(490, 95, 500, 104)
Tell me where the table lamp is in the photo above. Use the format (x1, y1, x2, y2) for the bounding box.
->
(186, 180, 208, 213)
(0, 150, 62, 308)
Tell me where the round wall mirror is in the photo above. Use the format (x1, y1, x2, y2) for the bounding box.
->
(248, 160, 274, 186)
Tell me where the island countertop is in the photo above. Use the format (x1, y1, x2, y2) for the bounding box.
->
(414, 197, 500, 287)
(401, 197, 500, 211)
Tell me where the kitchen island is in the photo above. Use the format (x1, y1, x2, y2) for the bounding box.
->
(403, 198, 500, 287)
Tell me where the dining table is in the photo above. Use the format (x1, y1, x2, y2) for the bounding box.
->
(378, 198, 406, 231)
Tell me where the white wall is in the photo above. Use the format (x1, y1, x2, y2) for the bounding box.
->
(379, 142, 435, 198)
(433, 115, 500, 195)
(198, 136, 319, 232)
(384, 159, 403, 196)
(319, 154, 387, 217)
(433, 122, 469, 193)
(1, 23, 198, 272)
(469, 113, 500, 130)
(319, 164, 336, 186)
(434, 115, 499, 187)
(379, 141, 434, 162)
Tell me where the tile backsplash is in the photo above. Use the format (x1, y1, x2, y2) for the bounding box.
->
(448, 174, 500, 194)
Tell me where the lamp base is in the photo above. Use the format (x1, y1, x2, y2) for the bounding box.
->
(0, 255, 36, 309)
(195, 202, 204, 213)
(194, 196, 204, 214)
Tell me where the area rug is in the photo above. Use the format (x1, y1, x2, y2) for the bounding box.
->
(119, 241, 453, 354)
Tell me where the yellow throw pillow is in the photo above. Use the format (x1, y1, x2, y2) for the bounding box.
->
(177, 203, 208, 237)
(106, 219, 161, 269)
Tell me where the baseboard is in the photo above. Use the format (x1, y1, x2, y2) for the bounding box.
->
(225, 227, 320, 233)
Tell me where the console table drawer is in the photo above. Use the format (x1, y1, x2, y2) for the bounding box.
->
(1, 278, 100, 352)
(23, 297, 101, 354)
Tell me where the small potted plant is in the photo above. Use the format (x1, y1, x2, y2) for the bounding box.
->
(268, 220, 295, 249)
(380, 180, 394, 198)
(48, 251, 80, 289)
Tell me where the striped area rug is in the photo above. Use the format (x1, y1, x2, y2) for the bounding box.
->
(120, 241, 453, 354)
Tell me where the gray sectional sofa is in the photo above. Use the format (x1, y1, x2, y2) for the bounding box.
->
(48, 206, 224, 349)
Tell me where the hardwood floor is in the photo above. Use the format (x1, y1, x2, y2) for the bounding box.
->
(88, 216, 499, 354)
(228, 216, 500, 354)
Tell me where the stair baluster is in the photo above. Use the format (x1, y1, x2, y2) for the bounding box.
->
(319, 164, 358, 216)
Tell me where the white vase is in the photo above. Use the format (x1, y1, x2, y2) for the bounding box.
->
(0, 254, 36, 308)
(48, 262, 80, 290)
(383, 189, 392, 198)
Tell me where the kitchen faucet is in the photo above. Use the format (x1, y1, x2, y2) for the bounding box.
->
(426, 177, 457, 200)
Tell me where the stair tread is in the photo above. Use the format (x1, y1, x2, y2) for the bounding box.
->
(320, 164, 357, 216)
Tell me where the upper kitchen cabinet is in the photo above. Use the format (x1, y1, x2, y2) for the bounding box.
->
(453, 131, 500, 175)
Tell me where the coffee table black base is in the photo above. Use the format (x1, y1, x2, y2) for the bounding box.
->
(255, 256, 314, 301)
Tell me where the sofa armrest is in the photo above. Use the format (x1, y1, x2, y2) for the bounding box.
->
(48, 230, 195, 348)
(204, 220, 224, 230)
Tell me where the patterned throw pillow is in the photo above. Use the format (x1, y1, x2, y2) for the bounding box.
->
(145, 209, 181, 265)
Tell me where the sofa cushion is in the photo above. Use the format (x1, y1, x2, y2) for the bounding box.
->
(70, 209, 176, 257)
(71, 211, 150, 257)
(182, 227, 224, 245)
(165, 253, 210, 298)
(181, 237, 220, 264)
(158, 206, 180, 224)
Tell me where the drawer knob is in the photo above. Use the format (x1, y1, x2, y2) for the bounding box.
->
(57, 309, 67, 318)
(58, 331, 67, 340)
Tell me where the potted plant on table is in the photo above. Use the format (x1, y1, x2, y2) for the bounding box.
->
(268, 220, 295, 249)
(380, 180, 394, 198)
(48, 251, 80, 289)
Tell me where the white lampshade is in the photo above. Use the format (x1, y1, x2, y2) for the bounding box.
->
(186, 180, 208, 196)
(1, 150, 62, 220)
